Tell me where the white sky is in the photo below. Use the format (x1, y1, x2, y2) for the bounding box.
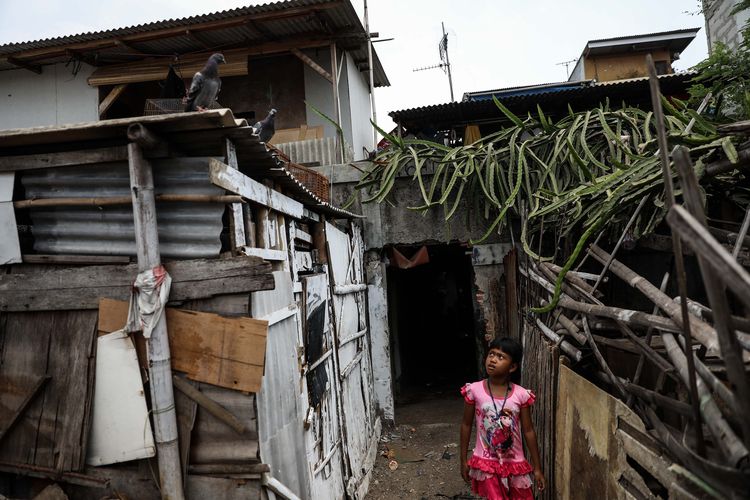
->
(0, 0, 708, 131)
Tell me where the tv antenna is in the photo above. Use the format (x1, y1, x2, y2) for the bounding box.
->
(413, 22, 455, 102)
(556, 59, 578, 79)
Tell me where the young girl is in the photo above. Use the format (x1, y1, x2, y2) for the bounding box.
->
(460, 337, 545, 499)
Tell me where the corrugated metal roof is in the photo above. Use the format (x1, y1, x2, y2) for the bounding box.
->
(463, 80, 594, 102)
(0, 0, 389, 87)
(587, 28, 701, 45)
(0, 109, 362, 219)
(390, 72, 696, 130)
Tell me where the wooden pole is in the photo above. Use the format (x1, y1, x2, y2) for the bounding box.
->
(330, 42, 343, 163)
(588, 245, 720, 354)
(504, 248, 519, 338)
(647, 55, 705, 455)
(128, 140, 184, 499)
(671, 147, 750, 452)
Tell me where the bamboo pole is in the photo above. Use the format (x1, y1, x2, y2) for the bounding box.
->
(647, 55, 705, 454)
(629, 272, 670, 406)
(671, 147, 750, 452)
(588, 244, 721, 355)
(532, 316, 582, 362)
(128, 140, 184, 499)
(14, 194, 243, 209)
(661, 331, 749, 466)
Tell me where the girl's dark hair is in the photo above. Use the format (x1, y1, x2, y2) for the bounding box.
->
(488, 337, 523, 383)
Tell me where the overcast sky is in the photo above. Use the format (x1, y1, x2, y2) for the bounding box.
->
(0, 0, 708, 131)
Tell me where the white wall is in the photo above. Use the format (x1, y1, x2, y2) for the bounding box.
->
(303, 48, 338, 140)
(303, 48, 374, 162)
(344, 52, 374, 159)
(0, 63, 98, 130)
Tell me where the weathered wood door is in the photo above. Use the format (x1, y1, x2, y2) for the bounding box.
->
(302, 272, 346, 500)
(325, 222, 378, 498)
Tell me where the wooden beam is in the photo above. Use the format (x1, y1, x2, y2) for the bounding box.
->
(224, 139, 247, 251)
(291, 48, 333, 83)
(172, 376, 249, 435)
(14, 194, 243, 209)
(98, 83, 128, 117)
(0, 256, 274, 312)
(0, 146, 171, 173)
(6, 56, 41, 74)
(208, 158, 305, 219)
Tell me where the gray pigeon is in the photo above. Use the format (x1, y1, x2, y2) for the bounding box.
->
(253, 109, 277, 143)
(185, 53, 225, 112)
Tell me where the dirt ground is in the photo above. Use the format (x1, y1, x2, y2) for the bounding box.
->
(365, 390, 480, 500)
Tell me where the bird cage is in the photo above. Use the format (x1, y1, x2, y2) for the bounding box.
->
(143, 98, 223, 116)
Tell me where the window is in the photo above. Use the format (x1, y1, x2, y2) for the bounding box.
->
(654, 60, 669, 75)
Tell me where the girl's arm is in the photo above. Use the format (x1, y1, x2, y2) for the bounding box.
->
(520, 406, 546, 491)
(459, 402, 475, 483)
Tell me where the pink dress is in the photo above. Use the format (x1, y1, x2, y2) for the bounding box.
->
(461, 380, 536, 499)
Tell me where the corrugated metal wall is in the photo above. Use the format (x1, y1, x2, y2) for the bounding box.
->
(276, 137, 337, 166)
(20, 157, 225, 259)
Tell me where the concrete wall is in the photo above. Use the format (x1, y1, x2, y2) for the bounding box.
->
(0, 63, 98, 130)
(583, 49, 673, 82)
(704, 0, 750, 50)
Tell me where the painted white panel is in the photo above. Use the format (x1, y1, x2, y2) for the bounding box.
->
(86, 331, 155, 466)
(0, 63, 98, 130)
(345, 52, 374, 160)
(0, 202, 21, 265)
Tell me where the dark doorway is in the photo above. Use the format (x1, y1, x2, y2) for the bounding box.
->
(386, 243, 479, 397)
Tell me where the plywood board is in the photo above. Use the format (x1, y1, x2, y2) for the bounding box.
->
(98, 299, 269, 393)
(86, 331, 155, 466)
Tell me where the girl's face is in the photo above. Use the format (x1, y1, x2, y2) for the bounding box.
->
(486, 347, 517, 378)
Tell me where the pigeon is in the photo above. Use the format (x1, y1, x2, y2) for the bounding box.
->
(185, 53, 225, 112)
(253, 109, 277, 143)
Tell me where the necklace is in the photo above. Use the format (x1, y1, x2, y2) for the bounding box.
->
(486, 378, 511, 418)
(486, 379, 514, 453)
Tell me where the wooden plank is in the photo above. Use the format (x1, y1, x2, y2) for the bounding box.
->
(0, 375, 49, 445)
(99, 299, 269, 393)
(98, 84, 128, 117)
(291, 47, 333, 83)
(173, 375, 249, 435)
(0, 311, 97, 471)
(224, 138, 247, 251)
(258, 303, 298, 326)
(208, 158, 305, 219)
(0, 256, 274, 312)
(0, 146, 130, 172)
(241, 246, 287, 262)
